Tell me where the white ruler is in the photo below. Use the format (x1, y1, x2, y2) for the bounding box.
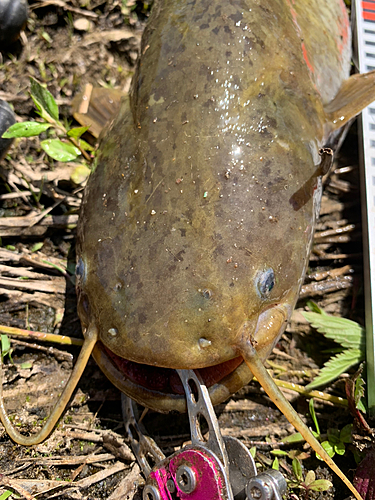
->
(355, 0, 375, 416)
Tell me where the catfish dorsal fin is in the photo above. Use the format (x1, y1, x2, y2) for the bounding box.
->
(324, 70, 375, 132)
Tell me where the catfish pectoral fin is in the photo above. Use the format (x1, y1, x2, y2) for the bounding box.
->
(324, 70, 375, 131)
(0, 324, 98, 446)
(236, 335, 363, 500)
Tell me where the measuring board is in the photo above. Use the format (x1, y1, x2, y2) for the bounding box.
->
(355, 0, 375, 416)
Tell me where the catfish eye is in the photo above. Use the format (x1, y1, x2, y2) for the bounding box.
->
(256, 268, 275, 298)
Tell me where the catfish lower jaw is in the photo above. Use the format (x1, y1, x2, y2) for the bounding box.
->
(89, 301, 291, 413)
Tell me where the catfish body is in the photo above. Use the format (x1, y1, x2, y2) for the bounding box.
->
(77, 0, 352, 410)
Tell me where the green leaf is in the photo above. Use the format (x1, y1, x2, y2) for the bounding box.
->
(357, 398, 367, 413)
(309, 399, 320, 436)
(70, 164, 91, 185)
(334, 441, 346, 455)
(249, 446, 256, 458)
(327, 427, 340, 445)
(355, 371, 366, 407)
(1, 334, 12, 362)
(41, 139, 81, 162)
(316, 441, 335, 460)
(0, 490, 13, 500)
(302, 311, 365, 350)
(305, 470, 316, 486)
(30, 77, 59, 121)
(308, 479, 333, 492)
(20, 361, 33, 369)
(340, 424, 353, 444)
(282, 429, 319, 444)
(67, 126, 89, 138)
(292, 458, 303, 481)
(31, 242, 44, 253)
(306, 300, 327, 315)
(2, 121, 51, 138)
(270, 449, 288, 456)
(272, 457, 279, 470)
(78, 138, 95, 152)
(305, 348, 364, 390)
(282, 432, 304, 444)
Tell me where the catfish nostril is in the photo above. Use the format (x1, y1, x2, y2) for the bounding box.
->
(202, 288, 212, 299)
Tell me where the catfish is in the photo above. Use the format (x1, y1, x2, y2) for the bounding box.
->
(1, 0, 374, 497)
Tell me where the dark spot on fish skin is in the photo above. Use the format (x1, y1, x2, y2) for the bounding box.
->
(202, 289, 213, 299)
(226, 51, 232, 58)
(179, 228, 186, 237)
(192, 2, 210, 22)
(229, 282, 234, 287)
(131, 272, 141, 286)
(211, 26, 220, 35)
(224, 25, 232, 35)
(213, 244, 225, 258)
(228, 11, 243, 23)
(258, 93, 265, 99)
(169, 264, 177, 273)
(137, 282, 143, 290)
(138, 312, 147, 324)
(200, 23, 209, 29)
(176, 249, 185, 261)
(263, 166, 271, 176)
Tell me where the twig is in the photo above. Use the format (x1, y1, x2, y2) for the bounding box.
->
(253, 377, 348, 406)
(0, 325, 83, 346)
(0, 474, 36, 500)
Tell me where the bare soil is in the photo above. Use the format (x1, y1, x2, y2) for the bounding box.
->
(0, 1, 372, 499)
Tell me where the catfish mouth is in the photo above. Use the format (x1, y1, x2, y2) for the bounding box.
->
(90, 301, 293, 413)
(102, 343, 244, 395)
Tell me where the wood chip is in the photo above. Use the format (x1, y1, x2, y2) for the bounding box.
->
(0, 214, 78, 227)
(17, 453, 115, 466)
(74, 461, 127, 489)
(107, 463, 141, 500)
(82, 29, 136, 46)
(0, 475, 36, 500)
(0, 287, 64, 308)
(0, 276, 65, 294)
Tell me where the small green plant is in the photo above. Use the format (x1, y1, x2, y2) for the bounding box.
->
(2, 78, 93, 181)
(289, 458, 333, 497)
(0, 334, 13, 363)
(302, 301, 365, 390)
(281, 399, 353, 460)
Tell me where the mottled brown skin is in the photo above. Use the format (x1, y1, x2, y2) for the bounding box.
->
(76, 0, 351, 410)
